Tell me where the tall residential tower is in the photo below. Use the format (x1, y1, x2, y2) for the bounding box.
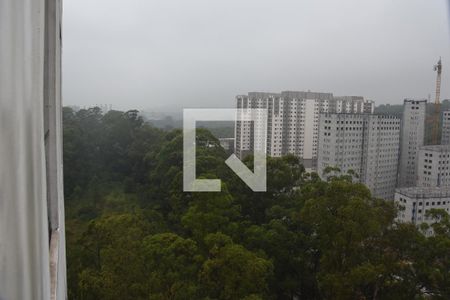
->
(235, 91, 375, 170)
(317, 113, 401, 200)
(417, 145, 450, 187)
(441, 110, 450, 145)
(398, 99, 427, 187)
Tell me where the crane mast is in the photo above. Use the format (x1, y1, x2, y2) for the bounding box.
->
(432, 58, 442, 144)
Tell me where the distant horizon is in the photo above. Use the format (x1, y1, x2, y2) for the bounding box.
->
(65, 92, 450, 116)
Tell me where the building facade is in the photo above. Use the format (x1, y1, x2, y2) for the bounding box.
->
(441, 110, 450, 145)
(398, 99, 427, 187)
(417, 145, 450, 187)
(235, 91, 374, 170)
(317, 113, 401, 200)
(334, 96, 375, 114)
(395, 187, 450, 235)
(235, 92, 280, 159)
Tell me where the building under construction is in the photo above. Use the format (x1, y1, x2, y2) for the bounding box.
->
(431, 58, 443, 145)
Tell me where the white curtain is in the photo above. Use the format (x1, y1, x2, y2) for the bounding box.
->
(0, 0, 65, 299)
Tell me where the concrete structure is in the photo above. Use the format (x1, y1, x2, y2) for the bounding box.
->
(334, 96, 375, 114)
(235, 91, 374, 170)
(395, 187, 450, 235)
(441, 110, 450, 145)
(235, 92, 276, 159)
(417, 145, 450, 187)
(398, 99, 427, 187)
(317, 113, 401, 200)
(0, 1, 66, 299)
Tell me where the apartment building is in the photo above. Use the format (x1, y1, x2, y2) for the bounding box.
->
(317, 113, 401, 200)
(234, 91, 374, 170)
(398, 99, 427, 187)
(395, 187, 450, 235)
(441, 110, 450, 145)
(235, 92, 280, 159)
(334, 96, 375, 114)
(417, 145, 450, 187)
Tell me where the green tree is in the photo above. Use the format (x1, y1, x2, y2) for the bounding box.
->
(200, 233, 273, 300)
(62, 107, 450, 299)
(181, 186, 240, 242)
(300, 178, 422, 299)
(141, 233, 203, 299)
(77, 213, 152, 300)
(418, 209, 450, 299)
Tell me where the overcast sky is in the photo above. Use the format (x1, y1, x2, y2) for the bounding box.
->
(63, 0, 450, 112)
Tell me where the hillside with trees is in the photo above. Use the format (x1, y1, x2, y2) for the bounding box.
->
(64, 107, 450, 300)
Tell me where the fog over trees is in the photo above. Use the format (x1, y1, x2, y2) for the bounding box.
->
(64, 107, 450, 300)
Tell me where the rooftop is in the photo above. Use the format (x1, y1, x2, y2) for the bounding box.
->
(404, 98, 427, 103)
(396, 186, 450, 198)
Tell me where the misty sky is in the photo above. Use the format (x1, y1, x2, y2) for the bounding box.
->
(63, 0, 450, 112)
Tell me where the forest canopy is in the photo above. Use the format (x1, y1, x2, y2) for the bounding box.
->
(64, 107, 450, 300)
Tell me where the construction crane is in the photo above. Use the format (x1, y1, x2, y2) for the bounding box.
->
(432, 57, 442, 144)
